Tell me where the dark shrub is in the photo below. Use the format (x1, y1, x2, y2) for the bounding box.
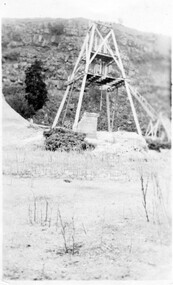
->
(44, 128, 95, 152)
(146, 138, 171, 152)
(48, 23, 64, 35)
(25, 59, 48, 111)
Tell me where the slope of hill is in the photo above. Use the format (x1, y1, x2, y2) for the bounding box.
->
(2, 98, 44, 148)
(2, 18, 171, 133)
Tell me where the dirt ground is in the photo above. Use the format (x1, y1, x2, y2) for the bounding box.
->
(2, 145, 172, 281)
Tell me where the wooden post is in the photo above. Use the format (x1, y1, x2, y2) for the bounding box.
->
(100, 87, 103, 111)
(128, 84, 156, 121)
(73, 24, 96, 131)
(105, 64, 107, 77)
(87, 24, 96, 61)
(52, 85, 71, 129)
(94, 36, 97, 51)
(124, 81, 142, 136)
(106, 91, 111, 132)
(70, 32, 89, 79)
(62, 81, 74, 126)
(111, 30, 142, 136)
(111, 88, 118, 131)
(73, 73, 88, 131)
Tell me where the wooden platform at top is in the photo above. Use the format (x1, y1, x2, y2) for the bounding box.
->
(66, 72, 125, 88)
(86, 72, 125, 87)
(82, 50, 117, 63)
(91, 51, 116, 63)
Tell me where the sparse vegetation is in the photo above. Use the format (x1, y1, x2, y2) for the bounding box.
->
(3, 143, 171, 280)
(3, 50, 20, 61)
(140, 174, 150, 222)
(28, 194, 82, 255)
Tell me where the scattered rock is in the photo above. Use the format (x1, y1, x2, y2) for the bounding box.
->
(64, 179, 71, 183)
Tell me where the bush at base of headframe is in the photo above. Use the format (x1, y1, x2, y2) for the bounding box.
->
(146, 138, 171, 152)
(44, 128, 95, 152)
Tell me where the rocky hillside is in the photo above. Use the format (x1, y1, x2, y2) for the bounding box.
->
(2, 18, 171, 133)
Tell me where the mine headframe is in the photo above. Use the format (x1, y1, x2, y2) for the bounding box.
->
(52, 22, 171, 142)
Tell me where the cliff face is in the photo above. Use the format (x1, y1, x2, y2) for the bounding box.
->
(2, 18, 171, 131)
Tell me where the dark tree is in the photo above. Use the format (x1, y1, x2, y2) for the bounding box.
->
(25, 59, 48, 111)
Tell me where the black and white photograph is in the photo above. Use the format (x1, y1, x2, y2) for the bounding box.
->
(1, 0, 172, 282)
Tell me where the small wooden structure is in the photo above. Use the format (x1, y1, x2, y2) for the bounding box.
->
(52, 22, 171, 142)
(77, 112, 99, 138)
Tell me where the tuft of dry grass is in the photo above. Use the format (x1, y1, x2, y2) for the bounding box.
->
(3, 148, 129, 180)
(3, 146, 166, 182)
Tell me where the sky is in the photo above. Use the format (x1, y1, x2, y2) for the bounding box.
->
(0, 0, 172, 36)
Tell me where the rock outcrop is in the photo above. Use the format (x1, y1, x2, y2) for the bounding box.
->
(2, 18, 171, 132)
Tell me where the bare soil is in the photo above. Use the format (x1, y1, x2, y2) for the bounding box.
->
(2, 146, 172, 281)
